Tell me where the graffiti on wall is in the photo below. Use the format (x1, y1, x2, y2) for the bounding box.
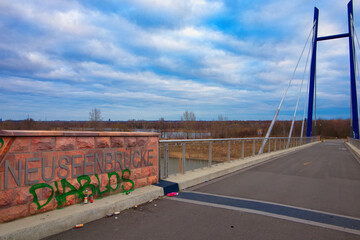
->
(0, 137, 15, 165)
(0, 136, 157, 211)
(29, 169, 134, 209)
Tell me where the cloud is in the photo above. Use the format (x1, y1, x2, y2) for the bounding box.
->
(0, 0, 356, 121)
(119, 0, 224, 28)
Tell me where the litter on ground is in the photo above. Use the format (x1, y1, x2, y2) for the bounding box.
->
(166, 192, 179, 197)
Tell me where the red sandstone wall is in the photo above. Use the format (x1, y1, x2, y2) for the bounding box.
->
(0, 131, 159, 222)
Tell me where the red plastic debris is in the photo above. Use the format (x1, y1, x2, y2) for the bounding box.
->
(166, 192, 179, 197)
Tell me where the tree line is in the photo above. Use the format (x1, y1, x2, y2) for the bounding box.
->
(0, 116, 350, 139)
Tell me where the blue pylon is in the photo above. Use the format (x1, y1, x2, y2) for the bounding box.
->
(306, 0, 359, 139)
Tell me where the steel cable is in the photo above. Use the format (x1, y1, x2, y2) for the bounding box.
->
(259, 20, 316, 154)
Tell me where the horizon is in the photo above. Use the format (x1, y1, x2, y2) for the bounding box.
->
(0, 118, 351, 122)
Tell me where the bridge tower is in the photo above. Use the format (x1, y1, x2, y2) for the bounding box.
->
(307, 0, 359, 138)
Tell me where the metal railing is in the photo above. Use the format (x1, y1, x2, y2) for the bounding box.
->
(159, 136, 318, 179)
(349, 137, 360, 150)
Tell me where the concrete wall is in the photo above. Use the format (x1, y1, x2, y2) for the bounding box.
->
(0, 130, 159, 222)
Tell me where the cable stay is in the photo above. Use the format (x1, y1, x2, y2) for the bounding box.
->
(258, 21, 316, 154)
(350, 15, 360, 130)
(300, 20, 318, 140)
(300, 29, 315, 141)
(286, 28, 313, 148)
(300, 66, 311, 140)
(350, 15, 358, 133)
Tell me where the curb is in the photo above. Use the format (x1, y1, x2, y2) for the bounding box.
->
(0, 185, 164, 240)
(345, 142, 360, 164)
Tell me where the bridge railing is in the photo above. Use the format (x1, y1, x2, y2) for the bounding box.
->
(159, 136, 318, 179)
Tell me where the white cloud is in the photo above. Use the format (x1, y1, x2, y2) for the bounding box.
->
(0, 1, 102, 36)
(84, 39, 145, 66)
(0, 0, 356, 120)
(128, 0, 224, 23)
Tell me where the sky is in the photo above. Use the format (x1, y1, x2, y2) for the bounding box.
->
(1, 0, 360, 121)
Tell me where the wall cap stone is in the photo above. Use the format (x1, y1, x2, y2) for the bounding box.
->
(0, 130, 160, 137)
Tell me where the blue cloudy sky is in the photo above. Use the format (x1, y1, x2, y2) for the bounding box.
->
(0, 0, 359, 121)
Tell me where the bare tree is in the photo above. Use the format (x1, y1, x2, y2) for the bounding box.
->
(181, 110, 196, 139)
(89, 108, 103, 130)
(158, 117, 166, 138)
(89, 108, 102, 121)
(181, 110, 196, 122)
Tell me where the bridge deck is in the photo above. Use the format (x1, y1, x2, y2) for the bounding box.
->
(44, 140, 360, 240)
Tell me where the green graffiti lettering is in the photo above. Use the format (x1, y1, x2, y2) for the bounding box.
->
(29, 169, 134, 209)
(108, 171, 121, 191)
(55, 179, 78, 207)
(121, 169, 135, 192)
(29, 183, 54, 210)
(0, 138, 4, 149)
(77, 175, 96, 199)
(95, 174, 110, 195)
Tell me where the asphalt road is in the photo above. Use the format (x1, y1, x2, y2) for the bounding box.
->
(43, 140, 360, 240)
(191, 139, 360, 217)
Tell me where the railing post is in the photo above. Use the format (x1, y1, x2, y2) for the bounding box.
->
(268, 138, 271, 153)
(158, 143, 161, 178)
(274, 138, 277, 151)
(252, 139, 255, 156)
(182, 143, 186, 174)
(209, 141, 212, 167)
(164, 143, 169, 178)
(242, 140, 245, 159)
(227, 140, 231, 162)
